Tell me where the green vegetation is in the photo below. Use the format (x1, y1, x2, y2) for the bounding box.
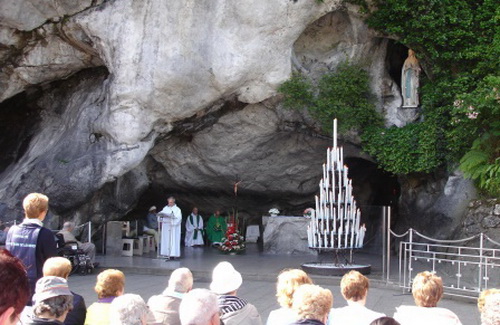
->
(280, 0, 499, 196)
(278, 63, 383, 134)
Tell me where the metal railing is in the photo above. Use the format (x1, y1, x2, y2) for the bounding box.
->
(383, 212, 500, 298)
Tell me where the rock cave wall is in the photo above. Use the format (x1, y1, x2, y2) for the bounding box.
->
(0, 0, 478, 241)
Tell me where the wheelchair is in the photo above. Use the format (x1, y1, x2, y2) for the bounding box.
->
(55, 233, 94, 275)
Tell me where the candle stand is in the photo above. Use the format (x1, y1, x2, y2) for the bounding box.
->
(301, 119, 371, 276)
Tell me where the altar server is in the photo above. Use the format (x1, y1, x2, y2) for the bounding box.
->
(185, 207, 204, 247)
(159, 196, 182, 259)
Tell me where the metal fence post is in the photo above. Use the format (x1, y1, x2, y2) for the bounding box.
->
(88, 222, 92, 244)
(408, 228, 413, 289)
(387, 206, 392, 283)
(479, 233, 484, 292)
(382, 206, 387, 281)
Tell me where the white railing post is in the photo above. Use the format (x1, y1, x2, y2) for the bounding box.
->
(478, 233, 484, 292)
(88, 222, 92, 244)
(408, 228, 413, 289)
(382, 206, 387, 281)
(386, 206, 392, 282)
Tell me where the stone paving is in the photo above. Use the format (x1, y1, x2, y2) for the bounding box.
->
(68, 244, 481, 324)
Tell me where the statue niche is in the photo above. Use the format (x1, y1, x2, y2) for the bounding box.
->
(401, 49, 421, 108)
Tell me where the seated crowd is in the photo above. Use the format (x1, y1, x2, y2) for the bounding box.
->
(1, 248, 498, 325)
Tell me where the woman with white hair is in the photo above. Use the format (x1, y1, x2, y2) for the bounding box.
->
(109, 294, 149, 325)
(179, 289, 220, 325)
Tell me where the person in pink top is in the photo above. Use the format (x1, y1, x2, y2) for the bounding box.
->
(393, 271, 462, 325)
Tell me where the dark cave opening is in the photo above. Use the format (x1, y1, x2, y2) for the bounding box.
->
(346, 157, 400, 250)
(0, 89, 44, 174)
(386, 40, 409, 91)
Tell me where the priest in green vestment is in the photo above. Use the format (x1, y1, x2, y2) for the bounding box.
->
(206, 210, 227, 246)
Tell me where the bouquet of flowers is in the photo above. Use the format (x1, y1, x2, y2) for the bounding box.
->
(269, 208, 280, 216)
(219, 224, 246, 254)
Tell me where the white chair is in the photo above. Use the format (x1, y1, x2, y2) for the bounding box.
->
(142, 236, 150, 253)
(121, 238, 134, 257)
(133, 238, 143, 256)
(246, 225, 260, 243)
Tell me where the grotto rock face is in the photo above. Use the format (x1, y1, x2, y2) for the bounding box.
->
(0, 0, 478, 242)
(0, 0, 346, 223)
(397, 170, 477, 238)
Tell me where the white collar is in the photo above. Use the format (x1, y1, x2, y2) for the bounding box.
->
(22, 218, 44, 227)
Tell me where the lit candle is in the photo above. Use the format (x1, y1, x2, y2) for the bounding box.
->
(327, 148, 331, 172)
(307, 225, 310, 247)
(350, 210, 355, 247)
(326, 206, 330, 233)
(323, 164, 326, 186)
(333, 207, 337, 232)
(333, 119, 337, 149)
(345, 205, 350, 242)
(337, 227, 342, 248)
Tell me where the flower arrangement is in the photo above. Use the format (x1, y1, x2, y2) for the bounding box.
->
(219, 224, 246, 254)
(269, 208, 280, 216)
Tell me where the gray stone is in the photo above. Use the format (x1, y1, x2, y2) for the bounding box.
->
(482, 215, 500, 229)
(262, 216, 315, 255)
(0, 0, 94, 31)
(494, 204, 500, 216)
(106, 221, 124, 256)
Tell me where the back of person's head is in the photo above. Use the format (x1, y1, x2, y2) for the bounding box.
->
(95, 269, 125, 299)
(412, 271, 443, 307)
(23, 193, 49, 219)
(62, 221, 75, 231)
(481, 293, 500, 325)
(478, 288, 500, 313)
(276, 268, 313, 308)
(341, 270, 369, 302)
(109, 294, 149, 325)
(210, 261, 242, 295)
(370, 316, 401, 325)
(292, 284, 333, 323)
(43, 257, 72, 279)
(0, 249, 30, 324)
(33, 276, 73, 319)
(168, 267, 193, 293)
(179, 289, 219, 325)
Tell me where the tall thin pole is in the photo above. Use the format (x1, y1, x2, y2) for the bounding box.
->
(386, 206, 392, 282)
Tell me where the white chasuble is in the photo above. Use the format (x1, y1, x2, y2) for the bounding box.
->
(158, 204, 182, 257)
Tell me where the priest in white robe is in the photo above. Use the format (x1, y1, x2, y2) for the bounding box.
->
(185, 207, 204, 247)
(158, 196, 182, 259)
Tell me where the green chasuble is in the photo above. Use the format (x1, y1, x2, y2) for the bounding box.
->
(206, 215, 227, 243)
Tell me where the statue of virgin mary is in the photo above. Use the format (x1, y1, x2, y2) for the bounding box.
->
(401, 49, 421, 108)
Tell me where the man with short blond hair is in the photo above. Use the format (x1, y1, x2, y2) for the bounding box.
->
(328, 270, 385, 325)
(393, 271, 462, 325)
(148, 268, 193, 325)
(6, 193, 57, 304)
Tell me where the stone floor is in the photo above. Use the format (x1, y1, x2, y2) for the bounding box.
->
(66, 244, 483, 324)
